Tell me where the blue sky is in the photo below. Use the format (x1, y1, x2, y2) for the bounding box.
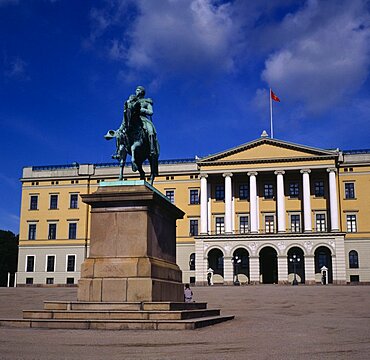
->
(1, 0, 370, 233)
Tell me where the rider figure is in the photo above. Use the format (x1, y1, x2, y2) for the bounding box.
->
(113, 85, 158, 159)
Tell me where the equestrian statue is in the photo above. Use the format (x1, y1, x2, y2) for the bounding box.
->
(104, 86, 160, 184)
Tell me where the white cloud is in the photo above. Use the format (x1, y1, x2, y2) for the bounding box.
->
(261, 0, 370, 112)
(90, 0, 243, 77)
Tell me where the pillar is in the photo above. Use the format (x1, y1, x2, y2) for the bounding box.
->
(249, 256, 260, 284)
(278, 255, 288, 284)
(275, 170, 286, 232)
(223, 256, 234, 285)
(248, 172, 258, 233)
(327, 168, 339, 231)
(304, 255, 315, 285)
(300, 169, 312, 232)
(200, 174, 208, 234)
(223, 173, 233, 234)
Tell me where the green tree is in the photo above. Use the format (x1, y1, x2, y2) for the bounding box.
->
(0, 230, 19, 286)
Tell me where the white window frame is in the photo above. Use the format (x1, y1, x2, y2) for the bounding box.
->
(189, 218, 199, 236)
(45, 254, 56, 272)
(215, 216, 225, 234)
(264, 213, 275, 233)
(69, 193, 79, 209)
(344, 182, 356, 199)
(346, 213, 357, 233)
(25, 255, 36, 272)
(238, 214, 249, 234)
(66, 254, 76, 272)
(28, 222, 37, 240)
(165, 189, 175, 204)
(48, 222, 57, 240)
(315, 212, 327, 232)
(29, 194, 39, 210)
(289, 213, 301, 233)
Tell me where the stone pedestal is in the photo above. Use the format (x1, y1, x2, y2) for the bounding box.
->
(77, 181, 185, 302)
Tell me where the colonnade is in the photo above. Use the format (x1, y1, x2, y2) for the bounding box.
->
(200, 168, 339, 234)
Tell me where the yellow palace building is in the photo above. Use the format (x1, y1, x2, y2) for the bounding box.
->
(17, 134, 370, 286)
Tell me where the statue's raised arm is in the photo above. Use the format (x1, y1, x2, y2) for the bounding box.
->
(104, 85, 160, 185)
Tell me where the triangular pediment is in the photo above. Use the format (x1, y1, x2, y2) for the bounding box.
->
(198, 137, 338, 165)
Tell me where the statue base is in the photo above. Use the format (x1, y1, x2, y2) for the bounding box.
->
(77, 181, 185, 302)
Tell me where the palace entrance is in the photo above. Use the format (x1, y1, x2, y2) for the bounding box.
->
(259, 246, 278, 284)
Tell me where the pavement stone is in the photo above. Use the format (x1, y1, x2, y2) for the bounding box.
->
(0, 285, 369, 360)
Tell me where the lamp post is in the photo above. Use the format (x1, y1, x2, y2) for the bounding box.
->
(289, 253, 301, 286)
(232, 256, 242, 286)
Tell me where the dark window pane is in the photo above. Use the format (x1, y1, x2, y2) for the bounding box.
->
(67, 255, 75, 272)
(264, 184, 274, 199)
(189, 253, 195, 271)
(26, 256, 35, 272)
(314, 181, 324, 197)
(28, 224, 37, 240)
(190, 220, 198, 236)
(47, 256, 55, 272)
(50, 194, 58, 209)
(70, 194, 78, 208)
(216, 217, 224, 234)
(239, 216, 248, 233)
(48, 224, 57, 239)
(289, 183, 299, 197)
(30, 195, 38, 210)
(189, 189, 199, 204)
(345, 183, 355, 199)
(69, 223, 77, 239)
(349, 250, 359, 268)
(215, 185, 225, 201)
(166, 190, 175, 204)
(239, 184, 249, 200)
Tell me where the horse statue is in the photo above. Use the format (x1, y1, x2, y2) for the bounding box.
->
(104, 86, 159, 185)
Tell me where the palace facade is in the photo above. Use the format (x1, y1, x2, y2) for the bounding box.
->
(17, 135, 370, 285)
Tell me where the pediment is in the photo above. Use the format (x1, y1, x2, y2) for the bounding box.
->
(197, 137, 338, 166)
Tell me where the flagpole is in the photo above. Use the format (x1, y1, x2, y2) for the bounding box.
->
(270, 88, 274, 138)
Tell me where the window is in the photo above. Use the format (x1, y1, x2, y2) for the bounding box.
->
(165, 190, 175, 204)
(346, 214, 357, 233)
(345, 183, 355, 199)
(28, 224, 37, 240)
(46, 278, 54, 285)
(215, 217, 224, 234)
(189, 219, 198, 236)
(265, 215, 274, 233)
(30, 195, 38, 210)
(289, 183, 299, 198)
(290, 214, 301, 233)
(70, 194, 78, 208)
(66, 278, 75, 285)
(189, 253, 195, 271)
(26, 256, 35, 272)
(316, 214, 326, 232)
(314, 181, 324, 197)
(46, 255, 55, 272)
(67, 255, 76, 272)
(350, 275, 359, 283)
(68, 223, 77, 239)
(26, 278, 33, 285)
(264, 184, 274, 199)
(215, 185, 225, 201)
(239, 184, 249, 200)
(349, 250, 359, 268)
(189, 189, 199, 204)
(48, 223, 57, 240)
(50, 194, 58, 209)
(239, 216, 249, 233)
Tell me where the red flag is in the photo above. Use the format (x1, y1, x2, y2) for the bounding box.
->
(270, 89, 280, 102)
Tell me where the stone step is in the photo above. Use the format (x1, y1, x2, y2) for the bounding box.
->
(23, 308, 221, 321)
(0, 315, 235, 330)
(43, 301, 208, 311)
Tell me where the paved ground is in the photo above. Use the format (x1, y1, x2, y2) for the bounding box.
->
(0, 285, 369, 360)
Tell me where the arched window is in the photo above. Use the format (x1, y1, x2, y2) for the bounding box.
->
(349, 250, 359, 268)
(189, 253, 195, 271)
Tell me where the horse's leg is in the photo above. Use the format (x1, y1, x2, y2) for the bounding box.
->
(131, 142, 139, 172)
(149, 155, 157, 185)
(119, 148, 127, 181)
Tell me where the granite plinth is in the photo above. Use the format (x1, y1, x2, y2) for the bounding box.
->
(77, 182, 185, 302)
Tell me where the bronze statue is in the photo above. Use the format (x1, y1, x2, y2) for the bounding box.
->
(105, 86, 159, 184)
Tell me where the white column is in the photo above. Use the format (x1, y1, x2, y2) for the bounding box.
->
(275, 170, 286, 232)
(223, 173, 233, 234)
(195, 239, 206, 285)
(200, 174, 208, 234)
(304, 255, 315, 284)
(277, 256, 288, 284)
(249, 256, 260, 284)
(223, 256, 234, 284)
(327, 168, 339, 231)
(207, 183, 211, 233)
(248, 172, 258, 233)
(300, 169, 312, 232)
